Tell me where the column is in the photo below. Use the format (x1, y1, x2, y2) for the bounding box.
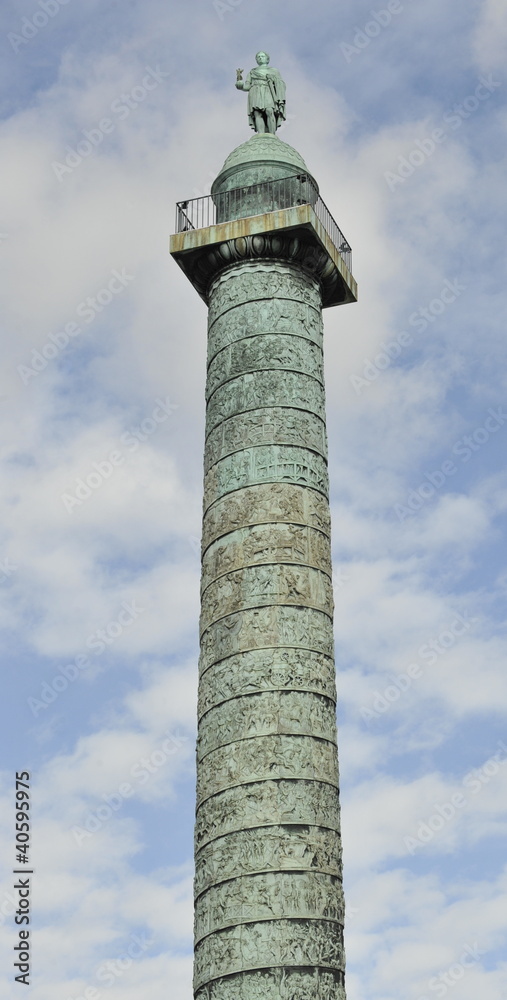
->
(194, 252, 346, 1000)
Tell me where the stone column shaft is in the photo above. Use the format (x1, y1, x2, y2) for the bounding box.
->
(194, 256, 346, 1000)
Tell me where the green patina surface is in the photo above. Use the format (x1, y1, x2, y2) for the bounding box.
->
(211, 133, 312, 193)
(170, 204, 357, 308)
(235, 53, 287, 136)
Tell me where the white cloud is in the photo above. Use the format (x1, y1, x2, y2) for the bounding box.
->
(473, 0, 507, 70)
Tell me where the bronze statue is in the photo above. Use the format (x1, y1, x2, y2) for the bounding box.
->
(236, 52, 286, 134)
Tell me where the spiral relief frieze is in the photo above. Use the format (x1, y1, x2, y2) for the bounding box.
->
(205, 370, 326, 435)
(195, 871, 345, 942)
(203, 445, 330, 509)
(194, 918, 345, 988)
(197, 648, 337, 716)
(195, 968, 346, 1000)
(199, 605, 335, 673)
(207, 260, 322, 328)
(194, 825, 343, 895)
(197, 690, 337, 760)
(204, 406, 327, 474)
(197, 735, 339, 805)
(195, 252, 346, 997)
(206, 333, 323, 400)
(201, 483, 331, 552)
(200, 563, 334, 634)
(201, 522, 332, 591)
(194, 779, 342, 851)
(207, 297, 323, 363)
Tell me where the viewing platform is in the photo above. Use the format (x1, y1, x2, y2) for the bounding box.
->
(170, 174, 357, 309)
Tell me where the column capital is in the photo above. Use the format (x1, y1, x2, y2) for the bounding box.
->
(170, 203, 357, 308)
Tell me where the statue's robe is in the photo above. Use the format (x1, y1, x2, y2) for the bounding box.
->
(243, 67, 286, 129)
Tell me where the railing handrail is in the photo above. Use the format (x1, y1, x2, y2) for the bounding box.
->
(175, 174, 352, 270)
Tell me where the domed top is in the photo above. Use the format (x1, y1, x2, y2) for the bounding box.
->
(212, 133, 315, 196)
(219, 133, 308, 174)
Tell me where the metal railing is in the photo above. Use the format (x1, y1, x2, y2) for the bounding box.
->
(313, 195, 352, 272)
(175, 174, 352, 271)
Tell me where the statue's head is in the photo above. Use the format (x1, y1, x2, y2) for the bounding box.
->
(255, 51, 270, 65)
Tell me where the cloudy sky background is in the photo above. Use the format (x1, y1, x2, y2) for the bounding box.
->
(0, 0, 506, 997)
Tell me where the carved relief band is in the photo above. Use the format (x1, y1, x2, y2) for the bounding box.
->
(197, 648, 337, 716)
(197, 690, 337, 758)
(200, 563, 334, 634)
(194, 825, 343, 895)
(201, 522, 332, 591)
(203, 445, 329, 510)
(205, 370, 326, 436)
(208, 296, 323, 364)
(201, 483, 331, 553)
(195, 871, 344, 941)
(207, 260, 322, 330)
(194, 918, 345, 988)
(204, 407, 327, 473)
(199, 605, 335, 674)
(197, 734, 339, 804)
(194, 779, 341, 851)
(195, 967, 345, 1000)
(206, 333, 323, 400)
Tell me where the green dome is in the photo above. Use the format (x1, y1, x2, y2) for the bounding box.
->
(219, 134, 308, 174)
(212, 134, 316, 195)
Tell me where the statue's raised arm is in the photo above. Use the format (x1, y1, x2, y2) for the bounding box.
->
(235, 51, 286, 134)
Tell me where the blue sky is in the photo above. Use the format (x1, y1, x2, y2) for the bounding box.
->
(0, 1, 506, 998)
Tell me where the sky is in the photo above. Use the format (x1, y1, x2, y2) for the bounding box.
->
(0, 0, 506, 997)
